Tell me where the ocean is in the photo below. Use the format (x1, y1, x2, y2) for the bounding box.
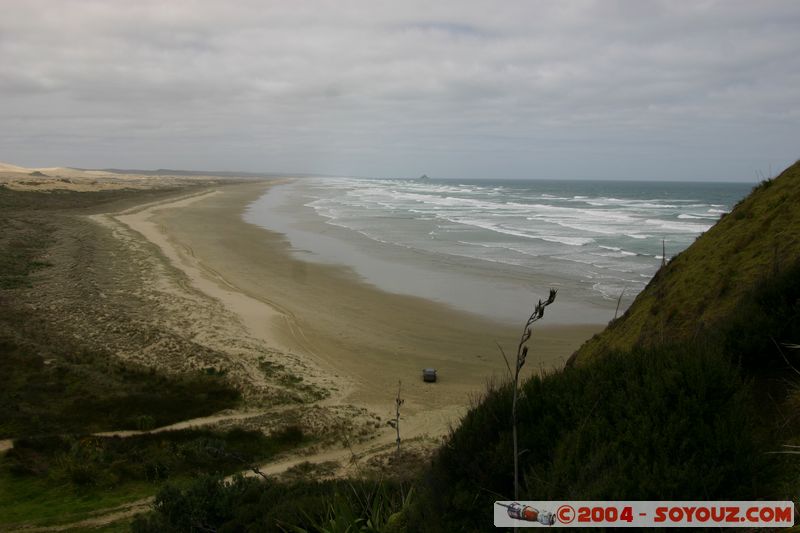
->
(244, 177, 752, 325)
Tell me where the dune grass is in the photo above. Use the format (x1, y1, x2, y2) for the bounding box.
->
(0, 186, 244, 438)
(0, 426, 305, 528)
(0, 326, 242, 438)
(131, 475, 415, 533)
(0, 185, 256, 528)
(0, 475, 155, 527)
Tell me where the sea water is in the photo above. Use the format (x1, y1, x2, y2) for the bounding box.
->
(244, 177, 751, 325)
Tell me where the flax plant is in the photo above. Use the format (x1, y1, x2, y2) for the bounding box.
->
(511, 289, 557, 500)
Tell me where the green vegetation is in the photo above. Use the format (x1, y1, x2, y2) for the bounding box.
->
(717, 259, 800, 370)
(572, 160, 800, 361)
(0, 476, 156, 528)
(412, 345, 769, 531)
(0, 185, 256, 528)
(0, 185, 243, 438)
(0, 187, 56, 288)
(131, 475, 414, 533)
(0, 219, 53, 289)
(0, 426, 304, 527)
(0, 320, 241, 437)
(0, 322, 241, 438)
(0, 182, 185, 211)
(5, 427, 302, 488)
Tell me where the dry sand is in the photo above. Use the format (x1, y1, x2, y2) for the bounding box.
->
(108, 180, 603, 442)
(0, 161, 227, 191)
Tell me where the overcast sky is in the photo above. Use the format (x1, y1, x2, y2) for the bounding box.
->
(1, 1, 798, 181)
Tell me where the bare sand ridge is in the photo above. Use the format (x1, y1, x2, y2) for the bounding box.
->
(0, 161, 225, 191)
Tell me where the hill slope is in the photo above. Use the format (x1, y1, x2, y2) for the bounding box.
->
(570, 160, 800, 364)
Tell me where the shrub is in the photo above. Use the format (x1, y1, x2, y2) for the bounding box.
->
(132, 476, 413, 533)
(717, 260, 800, 371)
(412, 344, 767, 532)
(3, 427, 304, 491)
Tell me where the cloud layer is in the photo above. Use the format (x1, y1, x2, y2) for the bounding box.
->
(1, 0, 798, 180)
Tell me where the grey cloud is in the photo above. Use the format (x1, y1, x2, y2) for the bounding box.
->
(0, 0, 798, 179)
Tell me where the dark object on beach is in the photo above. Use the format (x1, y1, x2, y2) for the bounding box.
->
(422, 368, 437, 382)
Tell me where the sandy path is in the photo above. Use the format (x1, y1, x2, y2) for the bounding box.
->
(0, 412, 264, 458)
(93, 410, 275, 438)
(114, 190, 287, 350)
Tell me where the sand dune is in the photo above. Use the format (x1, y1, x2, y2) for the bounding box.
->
(0, 160, 231, 191)
(0, 161, 33, 173)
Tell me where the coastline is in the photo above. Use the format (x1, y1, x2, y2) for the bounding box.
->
(109, 179, 604, 439)
(245, 179, 618, 325)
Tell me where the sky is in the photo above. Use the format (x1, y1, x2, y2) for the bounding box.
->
(1, 1, 798, 181)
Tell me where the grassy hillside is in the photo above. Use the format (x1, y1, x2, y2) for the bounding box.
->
(410, 345, 772, 531)
(571, 160, 800, 363)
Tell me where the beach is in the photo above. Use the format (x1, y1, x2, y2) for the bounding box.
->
(111, 179, 603, 441)
(0, 169, 760, 531)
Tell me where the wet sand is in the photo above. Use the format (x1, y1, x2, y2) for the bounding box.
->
(114, 180, 604, 437)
